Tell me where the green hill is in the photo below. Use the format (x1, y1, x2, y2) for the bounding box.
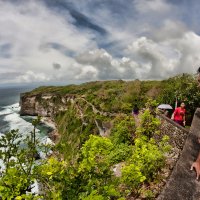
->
(1, 73, 199, 199)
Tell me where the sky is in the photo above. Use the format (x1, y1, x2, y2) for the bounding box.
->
(1, 0, 200, 85)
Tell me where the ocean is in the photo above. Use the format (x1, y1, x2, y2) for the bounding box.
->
(0, 86, 54, 193)
(0, 86, 52, 140)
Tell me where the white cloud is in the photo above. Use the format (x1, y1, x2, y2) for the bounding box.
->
(0, 0, 96, 83)
(73, 16, 200, 82)
(75, 65, 98, 80)
(16, 71, 50, 83)
(126, 29, 200, 79)
(0, 0, 200, 84)
(75, 49, 139, 80)
(134, 0, 171, 14)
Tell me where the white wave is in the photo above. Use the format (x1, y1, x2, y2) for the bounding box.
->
(0, 103, 54, 195)
(3, 112, 42, 138)
(41, 136, 55, 146)
(4, 103, 20, 108)
(31, 180, 40, 194)
(0, 108, 13, 116)
(1, 103, 36, 135)
(0, 103, 20, 116)
(4, 103, 20, 112)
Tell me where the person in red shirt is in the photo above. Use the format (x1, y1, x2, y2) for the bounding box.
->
(171, 102, 186, 126)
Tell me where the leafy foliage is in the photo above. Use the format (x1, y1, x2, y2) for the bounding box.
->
(157, 74, 200, 123)
(0, 104, 171, 199)
(137, 109, 160, 139)
(0, 119, 43, 199)
(5, 72, 198, 198)
(108, 143, 132, 164)
(110, 115, 135, 145)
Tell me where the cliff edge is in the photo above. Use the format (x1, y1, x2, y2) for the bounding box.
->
(20, 92, 76, 116)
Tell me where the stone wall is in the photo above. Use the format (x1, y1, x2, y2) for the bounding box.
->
(157, 108, 200, 200)
(157, 114, 189, 170)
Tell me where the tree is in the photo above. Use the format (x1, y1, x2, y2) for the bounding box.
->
(0, 117, 46, 199)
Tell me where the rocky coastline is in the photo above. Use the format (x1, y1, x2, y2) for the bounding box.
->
(19, 92, 73, 143)
(40, 117, 60, 143)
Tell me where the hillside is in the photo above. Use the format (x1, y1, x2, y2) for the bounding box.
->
(1, 73, 200, 199)
(21, 73, 200, 123)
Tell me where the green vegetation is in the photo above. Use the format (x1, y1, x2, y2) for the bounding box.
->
(0, 118, 43, 200)
(0, 100, 171, 199)
(1, 73, 200, 199)
(28, 73, 200, 120)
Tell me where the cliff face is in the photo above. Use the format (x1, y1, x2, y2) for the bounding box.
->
(20, 93, 75, 117)
(20, 94, 37, 116)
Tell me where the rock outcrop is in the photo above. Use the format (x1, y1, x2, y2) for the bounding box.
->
(20, 93, 76, 116)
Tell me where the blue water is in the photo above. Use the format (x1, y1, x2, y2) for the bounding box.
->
(0, 87, 31, 106)
(0, 86, 32, 132)
(0, 86, 53, 193)
(0, 86, 52, 136)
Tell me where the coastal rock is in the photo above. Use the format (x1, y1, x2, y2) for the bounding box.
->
(20, 95, 37, 116)
(20, 93, 70, 117)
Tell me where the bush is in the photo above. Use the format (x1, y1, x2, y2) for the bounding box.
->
(109, 143, 132, 164)
(120, 109, 171, 196)
(110, 115, 135, 145)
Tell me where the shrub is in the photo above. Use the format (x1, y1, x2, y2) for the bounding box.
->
(110, 115, 135, 145)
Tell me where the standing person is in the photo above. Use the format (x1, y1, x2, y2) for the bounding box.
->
(191, 67, 200, 179)
(171, 102, 186, 126)
(132, 104, 139, 116)
(132, 104, 139, 127)
(198, 67, 200, 87)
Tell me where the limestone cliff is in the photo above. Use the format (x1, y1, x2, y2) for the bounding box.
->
(20, 93, 76, 117)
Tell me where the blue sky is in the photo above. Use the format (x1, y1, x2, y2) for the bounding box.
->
(0, 0, 200, 84)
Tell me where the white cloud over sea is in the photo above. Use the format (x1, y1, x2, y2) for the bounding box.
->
(0, 0, 200, 84)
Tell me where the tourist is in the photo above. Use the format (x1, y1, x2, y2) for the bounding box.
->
(171, 102, 186, 126)
(191, 138, 200, 179)
(132, 104, 139, 116)
(198, 67, 200, 87)
(191, 67, 200, 179)
(132, 104, 140, 126)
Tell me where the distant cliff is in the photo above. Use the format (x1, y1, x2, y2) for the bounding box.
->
(20, 93, 76, 116)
